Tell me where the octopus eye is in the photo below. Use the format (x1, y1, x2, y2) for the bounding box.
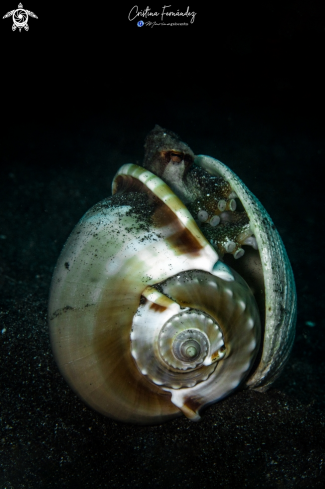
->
(162, 151, 194, 165)
(170, 152, 183, 163)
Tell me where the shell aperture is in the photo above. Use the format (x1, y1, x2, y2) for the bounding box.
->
(48, 126, 296, 424)
(142, 125, 256, 261)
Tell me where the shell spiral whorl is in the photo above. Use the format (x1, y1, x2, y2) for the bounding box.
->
(48, 125, 296, 424)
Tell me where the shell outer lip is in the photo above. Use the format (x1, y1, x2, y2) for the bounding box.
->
(195, 155, 297, 391)
(113, 163, 219, 258)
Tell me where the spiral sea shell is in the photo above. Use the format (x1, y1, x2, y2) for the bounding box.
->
(49, 126, 296, 424)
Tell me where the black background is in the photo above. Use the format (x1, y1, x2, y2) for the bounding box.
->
(1, 1, 325, 488)
(2, 1, 325, 124)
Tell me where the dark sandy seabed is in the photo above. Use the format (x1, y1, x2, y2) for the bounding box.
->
(1, 3, 325, 488)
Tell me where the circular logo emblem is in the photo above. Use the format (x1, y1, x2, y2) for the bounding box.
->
(13, 8, 28, 29)
(137, 20, 144, 27)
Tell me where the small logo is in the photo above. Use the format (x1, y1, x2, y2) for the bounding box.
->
(137, 20, 144, 27)
(3, 3, 38, 32)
